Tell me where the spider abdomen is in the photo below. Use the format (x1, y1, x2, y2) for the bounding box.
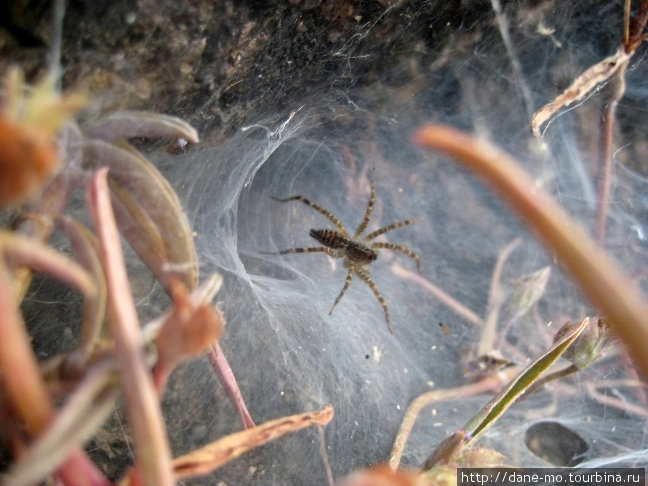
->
(310, 229, 347, 249)
(345, 240, 378, 265)
(310, 228, 378, 264)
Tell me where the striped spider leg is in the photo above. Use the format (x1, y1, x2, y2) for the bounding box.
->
(266, 169, 420, 333)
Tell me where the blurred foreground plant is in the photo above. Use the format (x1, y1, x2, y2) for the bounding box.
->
(0, 69, 334, 486)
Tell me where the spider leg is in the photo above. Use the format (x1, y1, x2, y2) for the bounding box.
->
(271, 195, 348, 236)
(329, 265, 354, 316)
(371, 242, 421, 273)
(353, 167, 376, 238)
(364, 217, 420, 241)
(355, 267, 393, 333)
(261, 246, 340, 257)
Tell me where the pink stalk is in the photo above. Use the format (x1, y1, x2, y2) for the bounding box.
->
(55, 450, 113, 486)
(88, 168, 175, 486)
(209, 343, 255, 429)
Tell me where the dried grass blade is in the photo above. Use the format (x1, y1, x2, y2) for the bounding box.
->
(172, 404, 334, 480)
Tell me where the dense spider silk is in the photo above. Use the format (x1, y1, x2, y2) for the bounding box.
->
(151, 3, 648, 484)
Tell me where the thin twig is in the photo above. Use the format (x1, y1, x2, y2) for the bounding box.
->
(208, 344, 256, 429)
(389, 369, 517, 470)
(624, 0, 632, 47)
(478, 238, 521, 356)
(391, 262, 483, 326)
(586, 382, 648, 418)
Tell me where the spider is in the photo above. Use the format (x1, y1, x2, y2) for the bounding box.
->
(266, 169, 420, 333)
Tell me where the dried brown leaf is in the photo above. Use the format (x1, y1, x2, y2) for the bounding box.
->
(171, 404, 334, 480)
(531, 47, 631, 138)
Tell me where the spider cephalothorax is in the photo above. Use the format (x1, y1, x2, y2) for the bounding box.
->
(267, 169, 420, 333)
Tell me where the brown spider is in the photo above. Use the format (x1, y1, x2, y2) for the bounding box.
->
(267, 169, 420, 333)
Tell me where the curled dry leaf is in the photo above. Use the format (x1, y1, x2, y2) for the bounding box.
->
(82, 139, 198, 291)
(530, 47, 631, 138)
(502, 266, 550, 324)
(170, 404, 334, 480)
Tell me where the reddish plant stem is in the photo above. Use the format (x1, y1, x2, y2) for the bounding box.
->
(209, 343, 255, 429)
(595, 71, 625, 246)
(55, 450, 113, 486)
(0, 254, 109, 486)
(88, 168, 175, 486)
